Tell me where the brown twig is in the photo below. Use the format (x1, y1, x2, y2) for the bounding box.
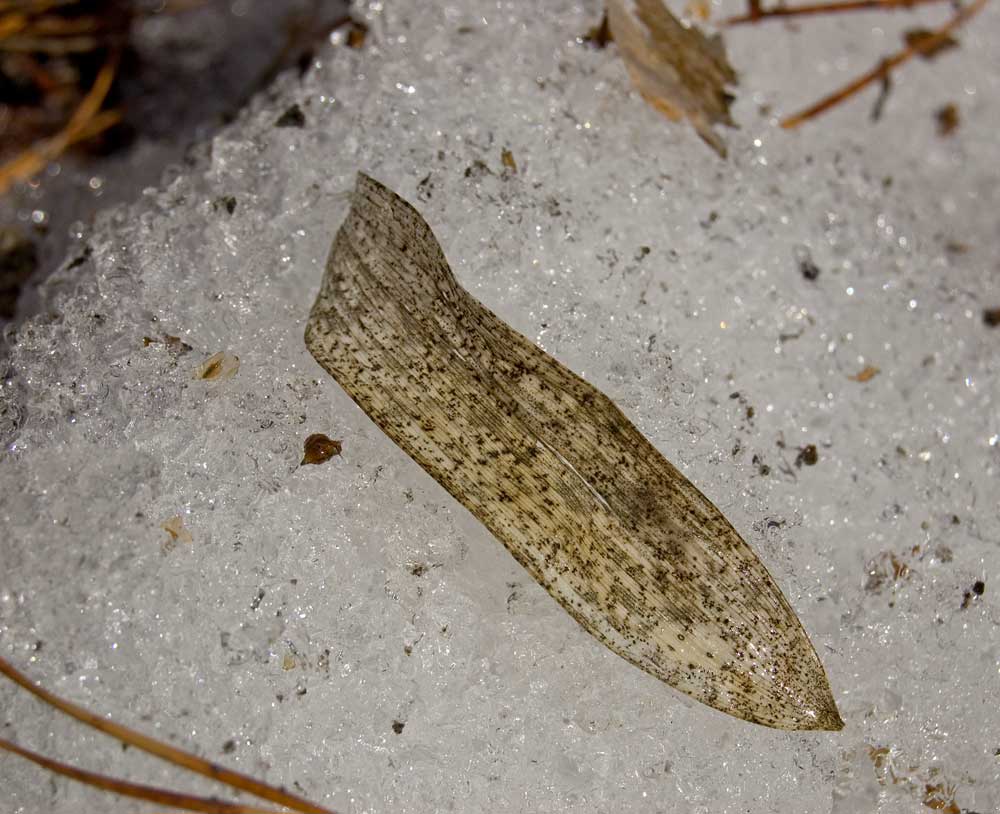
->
(780, 0, 989, 128)
(724, 0, 947, 25)
(0, 655, 336, 814)
(0, 738, 284, 814)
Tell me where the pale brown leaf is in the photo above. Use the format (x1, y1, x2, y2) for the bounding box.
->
(607, 0, 737, 156)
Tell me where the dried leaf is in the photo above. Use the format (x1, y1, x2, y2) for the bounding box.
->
(195, 351, 240, 381)
(301, 433, 342, 465)
(304, 174, 842, 730)
(606, 0, 737, 157)
(922, 782, 960, 813)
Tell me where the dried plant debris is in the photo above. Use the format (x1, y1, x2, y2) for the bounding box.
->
(865, 548, 916, 594)
(195, 351, 240, 381)
(143, 334, 193, 355)
(161, 515, 193, 551)
(582, 11, 614, 47)
(214, 195, 238, 214)
(902, 27, 959, 60)
(935, 102, 959, 136)
(344, 19, 368, 49)
(0, 2, 127, 193)
(500, 147, 518, 173)
(275, 103, 306, 128)
(684, 0, 713, 22)
(325, 15, 369, 48)
(869, 71, 893, 121)
(305, 173, 842, 730)
(960, 579, 985, 610)
(865, 744, 970, 814)
(606, 0, 737, 157)
(864, 543, 953, 606)
(795, 444, 819, 467)
(0, 655, 333, 814)
(794, 245, 821, 281)
(850, 365, 880, 383)
(779, 0, 987, 128)
(301, 433, 342, 465)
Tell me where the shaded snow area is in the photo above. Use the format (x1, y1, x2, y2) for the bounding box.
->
(2, 1, 999, 812)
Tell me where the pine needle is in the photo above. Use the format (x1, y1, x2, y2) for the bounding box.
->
(0, 655, 335, 814)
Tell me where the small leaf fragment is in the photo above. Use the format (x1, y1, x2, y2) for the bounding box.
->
(143, 334, 193, 355)
(332, 18, 369, 49)
(795, 444, 819, 467)
(164, 335, 193, 355)
(301, 433, 342, 465)
(214, 195, 238, 214)
(195, 351, 240, 381)
(347, 22, 368, 48)
(500, 148, 517, 174)
(161, 516, 193, 550)
(607, 0, 737, 157)
(582, 12, 613, 48)
(935, 103, 959, 136)
(851, 365, 880, 382)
